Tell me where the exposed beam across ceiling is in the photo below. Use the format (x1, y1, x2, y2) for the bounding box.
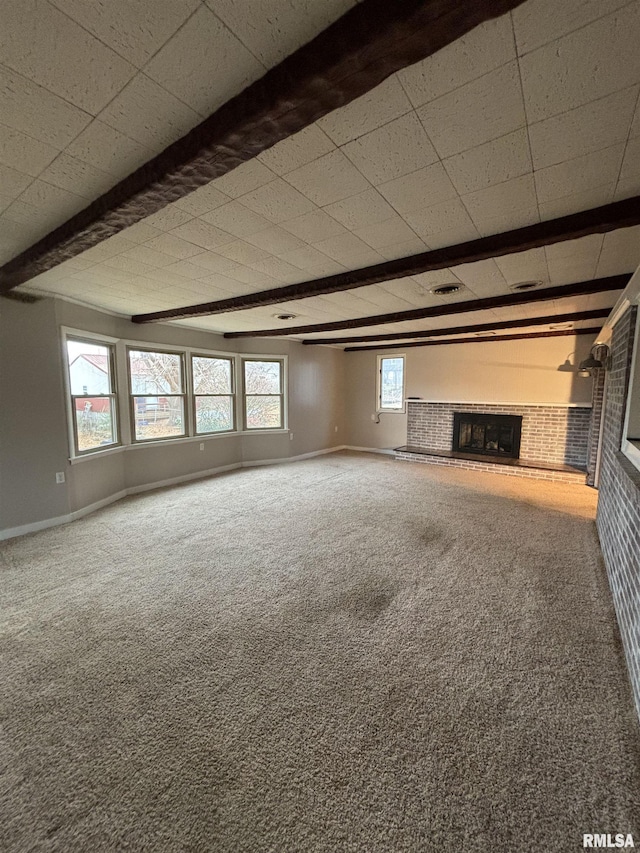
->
(344, 327, 602, 352)
(302, 308, 611, 345)
(223, 274, 630, 338)
(133, 197, 640, 325)
(0, 0, 526, 294)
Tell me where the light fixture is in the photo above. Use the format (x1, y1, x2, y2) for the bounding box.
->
(550, 322, 572, 330)
(578, 344, 610, 376)
(273, 312, 297, 320)
(430, 284, 461, 295)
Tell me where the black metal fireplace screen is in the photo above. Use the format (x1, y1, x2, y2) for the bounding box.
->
(452, 412, 522, 459)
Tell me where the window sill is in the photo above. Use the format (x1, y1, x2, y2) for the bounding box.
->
(622, 438, 640, 473)
(69, 429, 290, 463)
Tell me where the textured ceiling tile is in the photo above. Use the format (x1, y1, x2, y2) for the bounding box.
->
(50, 0, 200, 67)
(16, 179, 87, 222)
(215, 239, 272, 265)
(397, 15, 515, 108)
(98, 72, 201, 148)
(246, 256, 305, 284)
(512, 0, 630, 56)
(285, 150, 371, 206)
(353, 217, 418, 250)
(244, 226, 306, 255)
(145, 6, 264, 117)
(418, 62, 526, 159)
(187, 252, 242, 275)
(280, 209, 347, 243)
(342, 112, 438, 185)
(65, 119, 153, 178)
(143, 233, 205, 260)
(257, 124, 336, 175)
(210, 160, 276, 199)
(37, 153, 115, 200)
(462, 174, 538, 222)
(317, 75, 412, 145)
(0, 0, 136, 114)
(472, 205, 540, 238)
(323, 188, 396, 230)
(377, 238, 430, 261)
(378, 162, 458, 215)
(494, 247, 549, 284)
(277, 245, 347, 276)
(0, 124, 58, 177)
(538, 184, 616, 221)
(119, 244, 175, 268)
(520, 4, 640, 122)
(200, 201, 271, 239)
(173, 184, 231, 217)
(443, 129, 532, 195)
(239, 178, 316, 223)
(595, 225, 640, 277)
(0, 65, 91, 149)
(618, 135, 640, 187)
(206, 0, 358, 67)
(169, 218, 236, 251)
(534, 144, 624, 203)
(313, 232, 384, 266)
(0, 164, 33, 202)
(424, 222, 482, 250)
(528, 86, 638, 170)
(144, 205, 193, 231)
(403, 198, 477, 241)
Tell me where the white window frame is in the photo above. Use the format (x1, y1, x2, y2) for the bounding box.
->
(127, 345, 189, 443)
(191, 352, 236, 435)
(241, 355, 288, 431)
(376, 353, 406, 414)
(62, 328, 121, 458)
(62, 329, 289, 460)
(622, 311, 640, 472)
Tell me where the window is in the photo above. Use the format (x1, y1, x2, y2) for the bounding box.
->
(192, 355, 235, 434)
(128, 348, 186, 441)
(243, 359, 284, 429)
(623, 313, 640, 472)
(65, 337, 118, 454)
(377, 355, 405, 412)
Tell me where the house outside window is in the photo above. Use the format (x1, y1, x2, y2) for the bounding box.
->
(192, 354, 235, 434)
(65, 337, 119, 454)
(377, 354, 405, 413)
(128, 348, 187, 441)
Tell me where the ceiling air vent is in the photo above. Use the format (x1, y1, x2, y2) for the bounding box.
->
(510, 280, 542, 292)
(430, 284, 461, 295)
(273, 313, 297, 320)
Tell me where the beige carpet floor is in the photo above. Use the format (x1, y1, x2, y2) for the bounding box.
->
(1, 451, 639, 852)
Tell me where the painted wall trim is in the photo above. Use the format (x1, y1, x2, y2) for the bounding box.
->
(343, 445, 397, 455)
(0, 447, 348, 541)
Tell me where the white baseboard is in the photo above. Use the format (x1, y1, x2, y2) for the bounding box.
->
(343, 445, 396, 456)
(0, 447, 348, 541)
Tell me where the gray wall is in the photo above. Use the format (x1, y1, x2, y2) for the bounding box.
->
(343, 334, 596, 450)
(1, 297, 346, 536)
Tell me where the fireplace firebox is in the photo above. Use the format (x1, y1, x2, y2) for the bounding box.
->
(452, 412, 522, 459)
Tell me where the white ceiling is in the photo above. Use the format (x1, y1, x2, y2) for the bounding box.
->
(3, 0, 640, 346)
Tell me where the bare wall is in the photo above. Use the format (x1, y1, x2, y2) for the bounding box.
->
(344, 334, 597, 450)
(1, 298, 346, 536)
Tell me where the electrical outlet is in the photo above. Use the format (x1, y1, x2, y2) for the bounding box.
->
(199, 443, 204, 451)
(289, 432, 294, 440)
(371, 413, 376, 421)
(334, 425, 338, 432)
(55, 472, 65, 484)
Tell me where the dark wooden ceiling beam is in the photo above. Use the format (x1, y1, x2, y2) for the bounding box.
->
(344, 327, 602, 352)
(132, 197, 640, 324)
(222, 274, 629, 338)
(0, 0, 526, 293)
(302, 308, 611, 345)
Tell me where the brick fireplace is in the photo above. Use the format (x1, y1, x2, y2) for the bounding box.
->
(396, 401, 592, 483)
